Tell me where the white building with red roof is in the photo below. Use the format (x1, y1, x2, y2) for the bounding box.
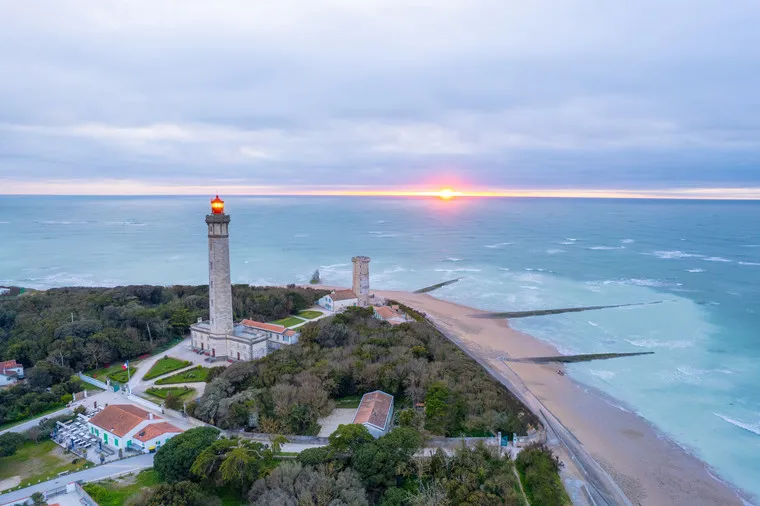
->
(317, 289, 359, 312)
(86, 404, 183, 453)
(372, 305, 412, 325)
(353, 390, 394, 438)
(0, 359, 24, 387)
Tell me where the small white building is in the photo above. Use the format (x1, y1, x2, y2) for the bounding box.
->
(317, 290, 359, 312)
(0, 360, 24, 387)
(87, 404, 183, 452)
(353, 390, 394, 438)
(372, 305, 412, 325)
(0, 287, 10, 295)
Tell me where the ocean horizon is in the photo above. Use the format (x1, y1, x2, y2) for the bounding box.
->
(1, 195, 759, 501)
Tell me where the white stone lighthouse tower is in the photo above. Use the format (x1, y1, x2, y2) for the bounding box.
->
(206, 195, 234, 337)
(352, 256, 371, 307)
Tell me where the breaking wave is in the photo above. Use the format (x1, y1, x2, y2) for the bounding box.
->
(444, 257, 463, 262)
(714, 413, 760, 436)
(686, 268, 706, 273)
(589, 369, 616, 381)
(545, 249, 565, 254)
(652, 250, 704, 259)
(626, 338, 695, 349)
(589, 245, 625, 250)
(485, 242, 513, 249)
(704, 256, 732, 263)
(621, 239, 635, 244)
(739, 261, 760, 266)
(434, 268, 482, 273)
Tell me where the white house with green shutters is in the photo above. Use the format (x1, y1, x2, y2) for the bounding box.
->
(87, 404, 183, 452)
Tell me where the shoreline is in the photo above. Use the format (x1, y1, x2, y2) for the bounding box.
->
(366, 288, 750, 506)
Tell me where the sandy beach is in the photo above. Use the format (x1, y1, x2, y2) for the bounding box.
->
(365, 289, 748, 506)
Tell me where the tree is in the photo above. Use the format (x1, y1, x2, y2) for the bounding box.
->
(353, 428, 423, 493)
(0, 432, 26, 457)
(249, 461, 368, 506)
(424, 381, 450, 434)
(328, 423, 374, 456)
(269, 434, 288, 455)
(154, 427, 220, 482)
(169, 307, 194, 334)
(164, 392, 182, 411)
(30, 492, 47, 506)
(128, 481, 220, 506)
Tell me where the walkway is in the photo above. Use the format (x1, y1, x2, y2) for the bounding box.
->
(0, 453, 154, 505)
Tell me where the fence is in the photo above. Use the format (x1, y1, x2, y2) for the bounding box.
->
(78, 373, 110, 391)
(233, 431, 330, 445)
(126, 393, 162, 411)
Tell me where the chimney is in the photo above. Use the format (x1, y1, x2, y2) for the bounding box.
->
(197, 317, 202, 323)
(149, 412, 154, 420)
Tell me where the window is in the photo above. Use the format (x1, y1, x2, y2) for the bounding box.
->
(127, 440, 132, 447)
(114, 438, 119, 447)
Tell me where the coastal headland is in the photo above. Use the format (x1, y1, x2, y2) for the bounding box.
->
(326, 287, 746, 506)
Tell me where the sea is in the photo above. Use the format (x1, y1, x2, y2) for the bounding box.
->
(1, 195, 759, 501)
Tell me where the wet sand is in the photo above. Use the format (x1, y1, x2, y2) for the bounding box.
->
(370, 289, 747, 506)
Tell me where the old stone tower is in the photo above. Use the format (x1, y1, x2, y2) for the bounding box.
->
(352, 255, 371, 307)
(206, 195, 234, 337)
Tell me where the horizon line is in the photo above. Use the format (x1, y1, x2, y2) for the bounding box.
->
(3, 181, 760, 200)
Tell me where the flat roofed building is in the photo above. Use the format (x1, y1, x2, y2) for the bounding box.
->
(353, 390, 394, 438)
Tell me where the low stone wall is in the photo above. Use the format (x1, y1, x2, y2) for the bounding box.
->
(78, 373, 110, 391)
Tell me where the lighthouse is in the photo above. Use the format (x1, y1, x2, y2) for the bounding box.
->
(206, 195, 234, 338)
(352, 256, 371, 307)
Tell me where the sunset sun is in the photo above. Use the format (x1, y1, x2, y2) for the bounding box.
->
(438, 188, 460, 200)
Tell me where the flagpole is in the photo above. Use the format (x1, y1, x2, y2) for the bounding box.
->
(126, 361, 130, 393)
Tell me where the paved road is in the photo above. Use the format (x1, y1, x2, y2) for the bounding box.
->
(0, 407, 73, 436)
(0, 453, 154, 505)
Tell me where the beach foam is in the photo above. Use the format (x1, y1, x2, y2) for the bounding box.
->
(589, 369, 616, 381)
(626, 338, 695, 349)
(714, 413, 760, 436)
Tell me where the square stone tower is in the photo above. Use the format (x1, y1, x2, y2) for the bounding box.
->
(352, 256, 371, 307)
(206, 196, 234, 337)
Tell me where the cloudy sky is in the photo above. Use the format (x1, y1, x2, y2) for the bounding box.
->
(1, 1, 759, 196)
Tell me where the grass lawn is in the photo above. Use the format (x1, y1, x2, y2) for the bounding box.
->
(297, 310, 323, 319)
(271, 316, 305, 328)
(334, 395, 363, 409)
(83, 469, 160, 506)
(0, 440, 91, 492)
(143, 356, 192, 380)
(86, 363, 137, 384)
(145, 386, 196, 401)
(155, 365, 210, 384)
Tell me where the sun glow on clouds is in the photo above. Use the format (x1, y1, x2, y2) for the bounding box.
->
(3, 179, 760, 200)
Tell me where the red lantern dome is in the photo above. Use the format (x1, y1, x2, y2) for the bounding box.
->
(211, 195, 225, 214)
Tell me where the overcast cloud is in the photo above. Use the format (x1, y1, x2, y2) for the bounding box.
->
(1, 0, 759, 194)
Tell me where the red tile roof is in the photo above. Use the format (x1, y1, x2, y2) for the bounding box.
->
(133, 422, 183, 442)
(284, 329, 297, 337)
(88, 404, 156, 437)
(0, 360, 19, 370)
(241, 319, 286, 333)
(353, 391, 393, 430)
(330, 290, 357, 301)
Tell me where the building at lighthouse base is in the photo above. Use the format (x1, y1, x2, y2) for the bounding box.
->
(190, 319, 299, 361)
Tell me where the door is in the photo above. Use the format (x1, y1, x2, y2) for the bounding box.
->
(201, 343, 204, 350)
(103, 433, 108, 444)
(237, 352, 240, 360)
(212, 348, 215, 357)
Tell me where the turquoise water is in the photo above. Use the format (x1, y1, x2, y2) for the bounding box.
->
(1, 195, 759, 500)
